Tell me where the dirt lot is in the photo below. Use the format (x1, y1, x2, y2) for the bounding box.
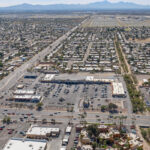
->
(129, 38, 150, 43)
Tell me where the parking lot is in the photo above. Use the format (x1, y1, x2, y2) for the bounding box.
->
(0, 118, 70, 150)
(0, 73, 130, 114)
(0, 72, 131, 148)
(140, 87, 150, 107)
(0, 121, 31, 149)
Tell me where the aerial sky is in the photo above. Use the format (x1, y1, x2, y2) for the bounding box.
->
(0, 0, 149, 7)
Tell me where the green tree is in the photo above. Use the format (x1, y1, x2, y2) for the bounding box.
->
(87, 124, 99, 138)
(141, 129, 147, 139)
(137, 147, 143, 150)
(3, 116, 11, 124)
(0, 61, 3, 68)
(92, 142, 97, 150)
(108, 103, 118, 112)
(36, 102, 43, 111)
(101, 105, 107, 112)
(6, 117, 11, 124)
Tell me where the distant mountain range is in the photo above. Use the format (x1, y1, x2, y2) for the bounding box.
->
(0, 1, 150, 12)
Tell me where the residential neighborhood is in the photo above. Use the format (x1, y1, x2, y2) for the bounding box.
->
(0, 4, 150, 150)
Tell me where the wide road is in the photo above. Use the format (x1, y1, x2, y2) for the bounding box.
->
(0, 107, 150, 127)
(0, 18, 87, 93)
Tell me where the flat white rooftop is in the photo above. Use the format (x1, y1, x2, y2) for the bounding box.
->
(112, 82, 125, 95)
(60, 147, 66, 150)
(13, 95, 41, 100)
(65, 126, 72, 133)
(3, 138, 47, 150)
(86, 76, 114, 83)
(14, 90, 35, 95)
(43, 74, 55, 81)
(27, 125, 60, 136)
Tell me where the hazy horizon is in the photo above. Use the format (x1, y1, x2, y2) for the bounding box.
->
(0, 0, 149, 7)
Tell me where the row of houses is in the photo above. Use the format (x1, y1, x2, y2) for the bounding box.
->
(0, 17, 83, 79)
(118, 28, 150, 74)
(45, 27, 119, 73)
(75, 124, 143, 150)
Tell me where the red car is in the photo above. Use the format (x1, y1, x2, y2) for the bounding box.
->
(8, 131, 13, 134)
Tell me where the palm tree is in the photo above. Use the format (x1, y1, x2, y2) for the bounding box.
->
(113, 116, 117, 125)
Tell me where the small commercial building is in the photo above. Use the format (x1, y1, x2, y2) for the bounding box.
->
(3, 138, 47, 150)
(26, 125, 60, 139)
(81, 145, 93, 150)
(98, 125, 109, 133)
(13, 90, 35, 95)
(76, 124, 84, 132)
(17, 84, 24, 89)
(62, 135, 69, 146)
(112, 82, 126, 98)
(60, 147, 66, 150)
(80, 130, 91, 145)
(41, 74, 55, 82)
(127, 133, 143, 150)
(86, 76, 114, 84)
(143, 79, 148, 83)
(12, 95, 42, 103)
(65, 126, 72, 135)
